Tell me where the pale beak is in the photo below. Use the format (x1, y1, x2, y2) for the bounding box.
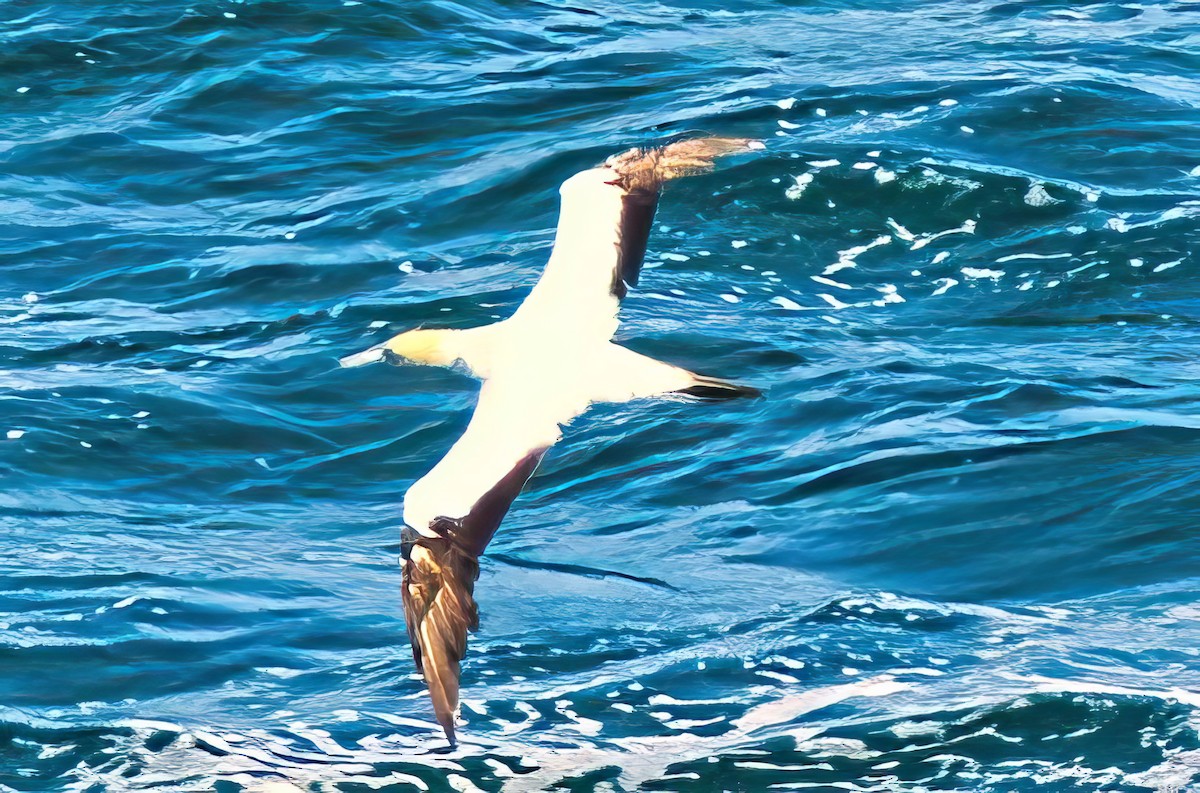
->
(339, 344, 387, 368)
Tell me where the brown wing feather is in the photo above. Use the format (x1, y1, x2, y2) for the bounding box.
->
(401, 446, 548, 743)
(605, 137, 759, 299)
(612, 189, 657, 300)
(402, 539, 479, 744)
(606, 136, 760, 193)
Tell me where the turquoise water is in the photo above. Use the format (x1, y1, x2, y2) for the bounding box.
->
(2, 1, 1200, 790)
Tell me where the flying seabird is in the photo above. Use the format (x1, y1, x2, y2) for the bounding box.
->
(340, 137, 763, 743)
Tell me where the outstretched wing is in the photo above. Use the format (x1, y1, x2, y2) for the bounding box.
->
(399, 380, 574, 742)
(402, 535, 478, 745)
(513, 137, 761, 339)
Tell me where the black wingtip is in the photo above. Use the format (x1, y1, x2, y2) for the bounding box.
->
(677, 378, 763, 400)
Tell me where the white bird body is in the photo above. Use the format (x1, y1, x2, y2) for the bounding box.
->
(401, 331, 694, 533)
(340, 137, 762, 742)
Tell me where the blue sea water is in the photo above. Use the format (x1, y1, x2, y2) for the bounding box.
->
(2, 0, 1200, 789)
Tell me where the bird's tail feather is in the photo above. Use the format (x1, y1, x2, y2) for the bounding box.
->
(606, 137, 763, 192)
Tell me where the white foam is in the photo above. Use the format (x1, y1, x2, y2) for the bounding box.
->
(733, 676, 907, 734)
(1153, 259, 1182, 272)
(731, 240, 747, 248)
(1024, 183, 1060, 207)
(995, 252, 1070, 263)
(770, 296, 803, 310)
(911, 219, 976, 250)
(6, 429, 24, 439)
(814, 107, 827, 117)
(785, 173, 813, 200)
(811, 276, 852, 290)
(719, 293, 740, 303)
(807, 159, 839, 168)
(778, 119, 801, 130)
(874, 284, 904, 304)
(398, 261, 415, 273)
(939, 99, 958, 107)
(818, 294, 850, 309)
(826, 234, 892, 275)
(776, 97, 796, 110)
(931, 278, 958, 296)
(851, 161, 877, 170)
(21, 292, 38, 304)
(886, 218, 915, 241)
(875, 169, 896, 184)
(659, 252, 689, 262)
(960, 126, 974, 134)
(448, 774, 485, 792)
(1002, 672, 1200, 708)
(961, 267, 1004, 280)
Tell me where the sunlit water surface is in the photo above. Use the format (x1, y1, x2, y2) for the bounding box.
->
(2, 0, 1200, 790)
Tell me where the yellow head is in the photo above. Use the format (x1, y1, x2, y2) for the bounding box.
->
(383, 329, 456, 366)
(339, 328, 460, 369)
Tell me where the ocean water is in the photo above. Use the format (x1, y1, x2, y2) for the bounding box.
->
(2, 0, 1200, 790)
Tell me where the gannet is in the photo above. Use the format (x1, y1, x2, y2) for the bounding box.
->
(340, 137, 763, 743)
